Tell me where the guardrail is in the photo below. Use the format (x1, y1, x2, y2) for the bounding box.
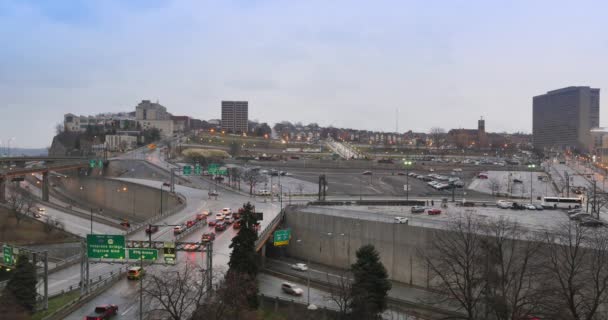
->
(48, 265, 129, 298)
(175, 218, 208, 241)
(255, 209, 286, 252)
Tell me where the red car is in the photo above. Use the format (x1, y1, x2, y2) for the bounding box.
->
(208, 219, 217, 226)
(215, 221, 227, 232)
(196, 213, 206, 221)
(233, 220, 241, 229)
(85, 304, 118, 320)
(427, 208, 442, 215)
(186, 220, 195, 228)
(201, 232, 216, 242)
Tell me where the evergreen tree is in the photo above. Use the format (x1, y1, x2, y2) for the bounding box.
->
(350, 244, 391, 319)
(6, 254, 37, 312)
(227, 202, 259, 308)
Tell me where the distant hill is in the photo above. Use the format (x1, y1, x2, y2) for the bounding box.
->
(2, 148, 48, 157)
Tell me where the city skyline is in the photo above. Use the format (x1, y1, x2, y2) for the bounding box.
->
(3, 0, 608, 147)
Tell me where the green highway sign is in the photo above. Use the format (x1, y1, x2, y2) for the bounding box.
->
(183, 165, 192, 176)
(128, 248, 158, 260)
(195, 164, 202, 175)
(3, 245, 14, 265)
(98, 159, 104, 168)
(273, 229, 291, 247)
(87, 234, 125, 259)
(89, 159, 96, 168)
(89, 159, 105, 169)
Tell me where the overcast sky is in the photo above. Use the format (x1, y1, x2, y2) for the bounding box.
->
(2, 0, 608, 148)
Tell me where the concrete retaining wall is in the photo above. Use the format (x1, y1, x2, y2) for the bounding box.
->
(284, 206, 435, 287)
(56, 177, 180, 223)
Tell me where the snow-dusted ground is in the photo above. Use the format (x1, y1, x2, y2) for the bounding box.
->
(468, 170, 558, 198)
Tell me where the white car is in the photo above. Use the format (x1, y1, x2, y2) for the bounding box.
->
(281, 282, 304, 296)
(221, 208, 232, 215)
(497, 200, 512, 209)
(215, 213, 225, 221)
(524, 204, 537, 210)
(37, 207, 46, 213)
(291, 263, 308, 271)
(394, 217, 409, 224)
(257, 190, 271, 196)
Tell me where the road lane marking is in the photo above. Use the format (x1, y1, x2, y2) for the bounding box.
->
(121, 305, 135, 315)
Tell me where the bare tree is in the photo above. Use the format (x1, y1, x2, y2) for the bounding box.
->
(429, 127, 446, 148)
(241, 169, 267, 195)
(487, 177, 501, 196)
(481, 218, 543, 320)
(143, 262, 210, 320)
(325, 271, 353, 320)
(193, 272, 257, 320)
(419, 212, 487, 319)
(55, 123, 64, 135)
(539, 222, 608, 320)
(6, 184, 31, 224)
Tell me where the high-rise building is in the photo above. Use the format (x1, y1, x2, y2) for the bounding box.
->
(221, 101, 248, 133)
(533, 86, 600, 152)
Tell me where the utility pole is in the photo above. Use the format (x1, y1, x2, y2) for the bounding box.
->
(43, 251, 48, 310)
(139, 256, 143, 320)
(90, 208, 94, 234)
(206, 241, 213, 294)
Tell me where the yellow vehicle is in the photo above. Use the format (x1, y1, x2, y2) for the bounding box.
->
(127, 266, 145, 280)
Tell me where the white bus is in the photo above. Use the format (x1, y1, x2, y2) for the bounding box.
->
(542, 196, 583, 209)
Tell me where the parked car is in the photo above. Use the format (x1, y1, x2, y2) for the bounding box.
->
(291, 263, 308, 271)
(497, 200, 513, 209)
(580, 218, 604, 227)
(201, 233, 216, 242)
(362, 171, 372, 175)
(257, 189, 271, 196)
(127, 266, 145, 280)
(534, 204, 544, 210)
(411, 206, 425, 214)
(397, 172, 406, 176)
(145, 225, 159, 234)
(281, 282, 304, 296)
(215, 221, 227, 232)
(567, 208, 583, 215)
(85, 304, 118, 320)
(427, 208, 442, 215)
(570, 212, 591, 221)
(394, 217, 409, 224)
(513, 178, 523, 183)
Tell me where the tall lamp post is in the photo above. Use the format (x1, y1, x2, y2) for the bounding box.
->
(527, 164, 536, 204)
(403, 159, 413, 201)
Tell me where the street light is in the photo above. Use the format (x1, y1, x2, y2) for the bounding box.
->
(403, 159, 413, 201)
(527, 164, 536, 204)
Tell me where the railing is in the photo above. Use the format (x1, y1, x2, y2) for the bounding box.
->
(47, 265, 129, 298)
(255, 208, 286, 252)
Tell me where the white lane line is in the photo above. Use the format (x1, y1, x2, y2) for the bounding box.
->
(121, 305, 135, 315)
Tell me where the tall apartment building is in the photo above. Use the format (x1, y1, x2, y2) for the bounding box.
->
(221, 101, 248, 133)
(533, 86, 600, 152)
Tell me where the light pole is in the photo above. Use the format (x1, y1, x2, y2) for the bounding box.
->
(403, 159, 412, 201)
(296, 239, 311, 307)
(527, 164, 536, 203)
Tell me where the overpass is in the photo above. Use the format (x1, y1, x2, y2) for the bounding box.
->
(0, 160, 91, 202)
(0, 156, 88, 163)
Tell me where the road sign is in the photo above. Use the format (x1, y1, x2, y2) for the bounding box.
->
(195, 164, 202, 175)
(128, 248, 158, 260)
(163, 242, 176, 264)
(89, 159, 96, 168)
(3, 245, 13, 265)
(273, 229, 291, 246)
(97, 159, 104, 168)
(403, 184, 410, 191)
(183, 165, 192, 176)
(87, 234, 125, 259)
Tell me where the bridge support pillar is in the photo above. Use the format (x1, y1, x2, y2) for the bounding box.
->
(0, 177, 5, 203)
(42, 172, 49, 202)
(260, 244, 266, 268)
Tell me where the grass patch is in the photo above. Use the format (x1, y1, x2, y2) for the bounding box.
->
(32, 290, 80, 320)
(0, 209, 78, 245)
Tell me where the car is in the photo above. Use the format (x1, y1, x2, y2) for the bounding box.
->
(145, 225, 159, 234)
(233, 220, 241, 229)
(215, 213, 225, 221)
(291, 263, 308, 271)
(569, 212, 591, 221)
(120, 220, 131, 228)
(208, 190, 219, 197)
(186, 220, 196, 228)
(281, 282, 304, 296)
(225, 216, 235, 224)
(534, 204, 544, 210)
(580, 218, 604, 227)
(183, 243, 201, 251)
(257, 189, 271, 196)
(85, 304, 119, 320)
(201, 233, 216, 242)
(37, 207, 46, 213)
(33, 212, 42, 218)
(497, 200, 513, 209)
(524, 204, 537, 210)
(215, 221, 227, 232)
(208, 219, 217, 226)
(394, 217, 409, 224)
(427, 208, 442, 215)
(200, 210, 210, 217)
(362, 171, 372, 175)
(221, 208, 232, 215)
(173, 226, 184, 235)
(411, 206, 425, 214)
(513, 178, 523, 183)
(567, 208, 582, 215)
(280, 171, 288, 176)
(397, 172, 406, 176)
(196, 213, 206, 221)
(127, 266, 145, 280)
